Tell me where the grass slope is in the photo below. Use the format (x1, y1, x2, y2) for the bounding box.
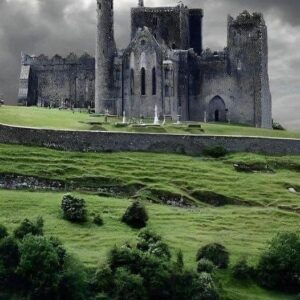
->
(0, 105, 300, 138)
(0, 190, 298, 300)
(0, 144, 299, 299)
(0, 144, 299, 209)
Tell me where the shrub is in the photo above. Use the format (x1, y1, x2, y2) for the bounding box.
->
(196, 243, 229, 269)
(256, 232, 300, 293)
(232, 258, 253, 280)
(195, 272, 219, 300)
(203, 146, 228, 158)
(137, 229, 171, 260)
(122, 201, 148, 229)
(197, 259, 215, 274)
(91, 265, 115, 293)
(176, 250, 184, 271)
(14, 217, 44, 239)
(114, 268, 147, 300)
(61, 194, 87, 223)
(93, 215, 104, 226)
(0, 236, 20, 287)
(98, 244, 220, 300)
(18, 235, 62, 299)
(58, 254, 87, 300)
(0, 224, 8, 240)
(272, 120, 285, 131)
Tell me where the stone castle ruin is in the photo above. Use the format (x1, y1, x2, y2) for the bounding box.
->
(18, 0, 272, 128)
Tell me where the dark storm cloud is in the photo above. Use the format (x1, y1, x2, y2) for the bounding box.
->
(0, 0, 299, 129)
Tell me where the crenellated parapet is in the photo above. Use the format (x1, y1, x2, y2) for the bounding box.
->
(228, 10, 265, 29)
(21, 52, 95, 67)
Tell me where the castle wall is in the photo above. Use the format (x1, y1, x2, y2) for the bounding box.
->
(18, 54, 95, 108)
(0, 123, 299, 155)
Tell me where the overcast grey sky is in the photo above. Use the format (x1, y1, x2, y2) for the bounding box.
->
(0, 0, 299, 129)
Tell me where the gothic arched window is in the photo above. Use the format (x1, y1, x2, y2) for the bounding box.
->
(141, 67, 146, 95)
(152, 67, 156, 95)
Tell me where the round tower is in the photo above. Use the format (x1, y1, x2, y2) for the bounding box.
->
(95, 0, 117, 114)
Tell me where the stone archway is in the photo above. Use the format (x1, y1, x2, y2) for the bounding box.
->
(208, 96, 227, 122)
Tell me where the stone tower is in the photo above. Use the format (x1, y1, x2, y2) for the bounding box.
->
(95, 0, 117, 114)
(227, 11, 272, 128)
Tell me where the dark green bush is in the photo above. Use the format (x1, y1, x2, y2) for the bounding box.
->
(61, 194, 87, 223)
(114, 268, 147, 300)
(93, 215, 104, 226)
(137, 229, 171, 260)
(197, 258, 215, 274)
(232, 258, 253, 280)
(98, 244, 219, 300)
(14, 217, 44, 239)
(196, 243, 229, 269)
(176, 250, 184, 271)
(122, 201, 148, 228)
(58, 254, 87, 300)
(0, 236, 20, 287)
(195, 272, 219, 300)
(18, 235, 62, 299)
(0, 224, 8, 240)
(91, 265, 115, 293)
(256, 232, 300, 293)
(203, 146, 228, 158)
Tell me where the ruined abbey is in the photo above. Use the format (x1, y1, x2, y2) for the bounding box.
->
(18, 0, 272, 128)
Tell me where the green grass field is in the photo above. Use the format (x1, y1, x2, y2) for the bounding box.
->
(0, 144, 299, 299)
(0, 105, 300, 138)
(0, 190, 297, 300)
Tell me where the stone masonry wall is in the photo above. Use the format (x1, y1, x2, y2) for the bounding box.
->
(0, 124, 299, 155)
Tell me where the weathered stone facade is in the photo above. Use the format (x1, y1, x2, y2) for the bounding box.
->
(18, 1, 272, 128)
(18, 53, 95, 108)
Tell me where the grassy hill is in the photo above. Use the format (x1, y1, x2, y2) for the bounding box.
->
(0, 105, 299, 138)
(0, 144, 299, 299)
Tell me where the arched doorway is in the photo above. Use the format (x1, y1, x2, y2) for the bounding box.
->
(208, 96, 227, 122)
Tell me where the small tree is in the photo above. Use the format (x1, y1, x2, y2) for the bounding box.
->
(256, 232, 300, 292)
(61, 194, 87, 223)
(14, 217, 44, 239)
(122, 201, 148, 229)
(196, 243, 229, 269)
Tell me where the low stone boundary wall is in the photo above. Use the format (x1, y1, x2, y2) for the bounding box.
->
(0, 123, 299, 155)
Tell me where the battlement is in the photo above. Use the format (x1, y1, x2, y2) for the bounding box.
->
(229, 11, 265, 28)
(21, 52, 95, 66)
(131, 5, 189, 14)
